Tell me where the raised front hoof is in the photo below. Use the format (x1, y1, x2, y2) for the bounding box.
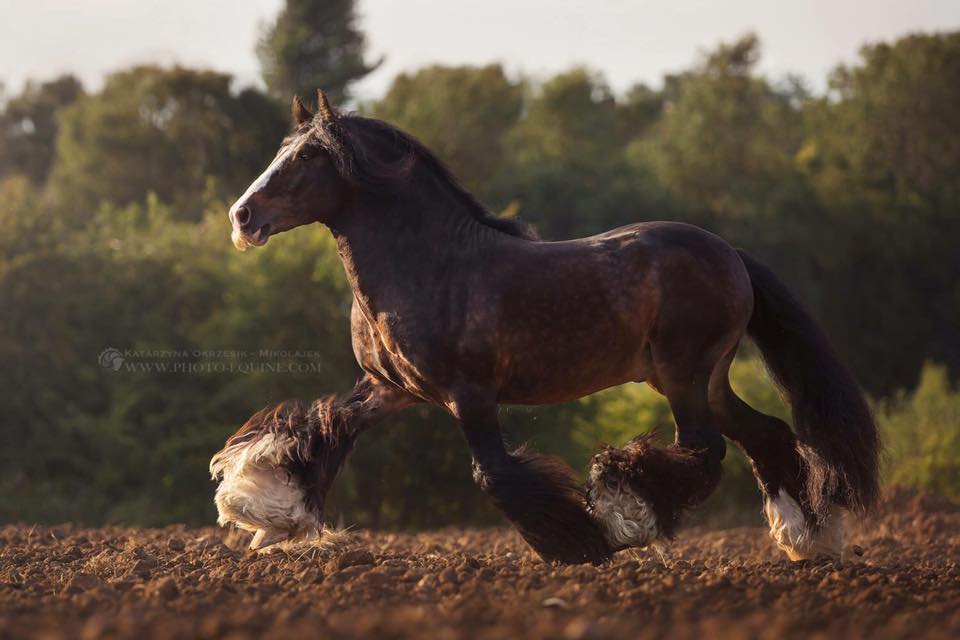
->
(209, 415, 322, 551)
(764, 490, 847, 561)
(212, 460, 322, 551)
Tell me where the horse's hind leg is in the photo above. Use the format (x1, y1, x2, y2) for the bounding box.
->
(452, 389, 613, 565)
(643, 363, 726, 529)
(707, 357, 845, 560)
(587, 350, 727, 547)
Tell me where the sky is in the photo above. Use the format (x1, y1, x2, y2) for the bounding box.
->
(1, 0, 958, 101)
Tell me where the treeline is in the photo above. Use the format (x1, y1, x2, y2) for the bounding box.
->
(1, 2, 958, 527)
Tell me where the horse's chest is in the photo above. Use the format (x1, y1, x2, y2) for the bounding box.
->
(350, 305, 447, 401)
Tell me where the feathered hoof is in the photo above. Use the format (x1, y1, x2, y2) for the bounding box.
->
(764, 489, 846, 561)
(586, 462, 660, 551)
(209, 404, 322, 550)
(586, 434, 723, 552)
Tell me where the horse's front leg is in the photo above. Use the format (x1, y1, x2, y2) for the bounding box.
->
(210, 374, 416, 549)
(451, 388, 613, 565)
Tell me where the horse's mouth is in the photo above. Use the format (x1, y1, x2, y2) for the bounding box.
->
(249, 223, 271, 246)
(231, 223, 272, 251)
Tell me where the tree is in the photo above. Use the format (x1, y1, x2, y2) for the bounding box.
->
(809, 32, 960, 218)
(495, 68, 658, 239)
(0, 75, 83, 184)
(629, 34, 811, 225)
(257, 0, 380, 104)
(370, 65, 524, 198)
(47, 67, 286, 219)
(799, 32, 960, 391)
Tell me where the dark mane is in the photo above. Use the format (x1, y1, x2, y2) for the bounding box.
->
(307, 114, 537, 240)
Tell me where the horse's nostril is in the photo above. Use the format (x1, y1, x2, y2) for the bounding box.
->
(235, 206, 251, 227)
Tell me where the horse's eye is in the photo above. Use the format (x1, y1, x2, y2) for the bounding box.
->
(298, 150, 313, 161)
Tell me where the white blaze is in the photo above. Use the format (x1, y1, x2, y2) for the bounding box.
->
(229, 145, 295, 251)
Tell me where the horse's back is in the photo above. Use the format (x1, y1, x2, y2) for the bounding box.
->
(567, 221, 738, 256)
(523, 221, 748, 288)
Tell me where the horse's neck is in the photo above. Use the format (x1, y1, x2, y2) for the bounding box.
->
(330, 193, 499, 315)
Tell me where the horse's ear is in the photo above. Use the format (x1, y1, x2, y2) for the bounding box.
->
(291, 95, 313, 126)
(316, 89, 337, 123)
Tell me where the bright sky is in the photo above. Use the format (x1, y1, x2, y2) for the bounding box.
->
(1, 0, 958, 100)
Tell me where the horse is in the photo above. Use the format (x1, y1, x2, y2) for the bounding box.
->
(210, 90, 879, 564)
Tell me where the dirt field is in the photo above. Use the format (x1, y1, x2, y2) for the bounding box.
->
(1, 488, 958, 639)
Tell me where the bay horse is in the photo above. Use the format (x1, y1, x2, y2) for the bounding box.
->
(210, 91, 879, 564)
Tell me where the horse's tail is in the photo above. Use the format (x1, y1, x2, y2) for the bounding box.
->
(737, 249, 880, 517)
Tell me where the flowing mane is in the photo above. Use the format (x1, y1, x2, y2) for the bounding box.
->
(306, 114, 537, 239)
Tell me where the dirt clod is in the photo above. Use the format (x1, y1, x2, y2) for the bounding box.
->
(326, 548, 375, 573)
(145, 576, 179, 601)
(64, 573, 103, 594)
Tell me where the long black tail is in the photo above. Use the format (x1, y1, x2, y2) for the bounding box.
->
(737, 250, 880, 517)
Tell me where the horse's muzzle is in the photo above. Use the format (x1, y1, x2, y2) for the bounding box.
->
(231, 222, 271, 251)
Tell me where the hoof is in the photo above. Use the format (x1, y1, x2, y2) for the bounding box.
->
(587, 465, 659, 551)
(586, 451, 660, 551)
(586, 434, 719, 551)
(210, 429, 321, 549)
(764, 489, 845, 561)
(250, 527, 291, 551)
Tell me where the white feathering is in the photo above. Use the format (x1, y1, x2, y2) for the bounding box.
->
(210, 432, 321, 549)
(588, 463, 659, 550)
(764, 489, 845, 560)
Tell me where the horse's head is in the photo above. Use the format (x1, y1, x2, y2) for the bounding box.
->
(228, 90, 349, 251)
(209, 397, 357, 550)
(229, 88, 534, 251)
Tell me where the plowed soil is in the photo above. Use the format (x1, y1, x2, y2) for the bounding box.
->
(1, 488, 958, 639)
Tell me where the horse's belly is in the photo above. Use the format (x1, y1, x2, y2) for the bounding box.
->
(496, 373, 643, 405)
(494, 334, 652, 405)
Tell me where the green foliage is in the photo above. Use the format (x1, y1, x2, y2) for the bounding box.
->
(798, 32, 960, 390)
(0, 75, 83, 184)
(257, 0, 380, 103)
(816, 33, 960, 215)
(370, 65, 523, 196)
(47, 67, 286, 220)
(494, 68, 657, 238)
(878, 363, 960, 500)
(631, 35, 810, 222)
